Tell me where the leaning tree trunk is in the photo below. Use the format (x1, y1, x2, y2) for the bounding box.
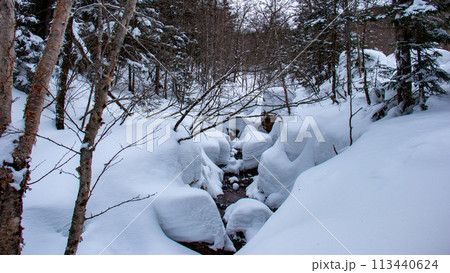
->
(65, 0, 138, 255)
(0, 0, 15, 137)
(0, 0, 73, 254)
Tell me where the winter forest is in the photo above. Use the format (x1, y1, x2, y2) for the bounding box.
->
(0, 0, 449, 256)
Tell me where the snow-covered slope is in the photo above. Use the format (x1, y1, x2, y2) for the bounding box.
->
(239, 95, 450, 254)
(13, 83, 232, 254)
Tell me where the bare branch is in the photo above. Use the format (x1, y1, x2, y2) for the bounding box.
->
(85, 194, 155, 220)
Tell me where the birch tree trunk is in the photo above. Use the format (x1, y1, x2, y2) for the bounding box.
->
(65, 0, 138, 255)
(0, 0, 73, 254)
(0, 0, 15, 137)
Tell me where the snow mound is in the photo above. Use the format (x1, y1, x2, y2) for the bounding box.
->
(199, 129, 231, 166)
(223, 158, 243, 174)
(224, 198, 273, 242)
(234, 125, 273, 170)
(246, 109, 367, 209)
(163, 131, 224, 199)
(188, 150, 224, 198)
(247, 140, 315, 209)
(154, 187, 235, 252)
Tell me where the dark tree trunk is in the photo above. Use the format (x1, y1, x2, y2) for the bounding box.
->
(65, 0, 138, 255)
(128, 64, 134, 94)
(394, 0, 414, 112)
(0, 0, 73, 254)
(417, 48, 426, 110)
(344, 0, 352, 97)
(154, 63, 160, 96)
(56, 17, 74, 130)
(361, 22, 371, 105)
(34, 0, 56, 39)
(281, 73, 291, 115)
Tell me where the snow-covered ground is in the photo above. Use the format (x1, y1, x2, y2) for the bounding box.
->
(5, 48, 449, 254)
(239, 95, 450, 254)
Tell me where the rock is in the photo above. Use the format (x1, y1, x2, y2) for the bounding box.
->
(154, 187, 235, 252)
(223, 198, 273, 242)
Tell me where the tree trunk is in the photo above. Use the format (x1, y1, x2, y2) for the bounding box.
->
(361, 22, 371, 105)
(56, 17, 74, 130)
(344, 0, 352, 97)
(417, 48, 426, 110)
(65, 0, 137, 255)
(281, 73, 291, 115)
(0, 0, 73, 254)
(394, 0, 413, 112)
(0, 1, 17, 254)
(0, 0, 15, 137)
(128, 64, 134, 94)
(154, 63, 160, 96)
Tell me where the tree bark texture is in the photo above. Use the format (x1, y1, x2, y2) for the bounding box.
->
(0, 0, 73, 254)
(0, 0, 15, 137)
(65, 0, 137, 255)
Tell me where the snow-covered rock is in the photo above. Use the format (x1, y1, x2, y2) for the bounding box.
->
(229, 176, 239, 183)
(199, 129, 231, 166)
(247, 140, 315, 209)
(223, 158, 243, 174)
(169, 134, 224, 199)
(224, 198, 273, 242)
(234, 125, 273, 170)
(188, 150, 224, 199)
(154, 187, 235, 252)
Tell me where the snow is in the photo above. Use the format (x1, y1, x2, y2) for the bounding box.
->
(247, 139, 315, 209)
(404, 0, 437, 16)
(224, 198, 273, 242)
(239, 95, 450, 254)
(15, 81, 224, 254)
(235, 125, 274, 170)
(246, 93, 376, 209)
(232, 183, 239, 191)
(7, 46, 450, 255)
(154, 187, 235, 252)
(228, 176, 239, 183)
(223, 158, 243, 174)
(198, 129, 231, 166)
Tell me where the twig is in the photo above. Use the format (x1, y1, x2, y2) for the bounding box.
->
(29, 150, 78, 185)
(85, 194, 155, 220)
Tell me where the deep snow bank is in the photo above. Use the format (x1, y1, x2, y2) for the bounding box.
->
(239, 95, 450, 254)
